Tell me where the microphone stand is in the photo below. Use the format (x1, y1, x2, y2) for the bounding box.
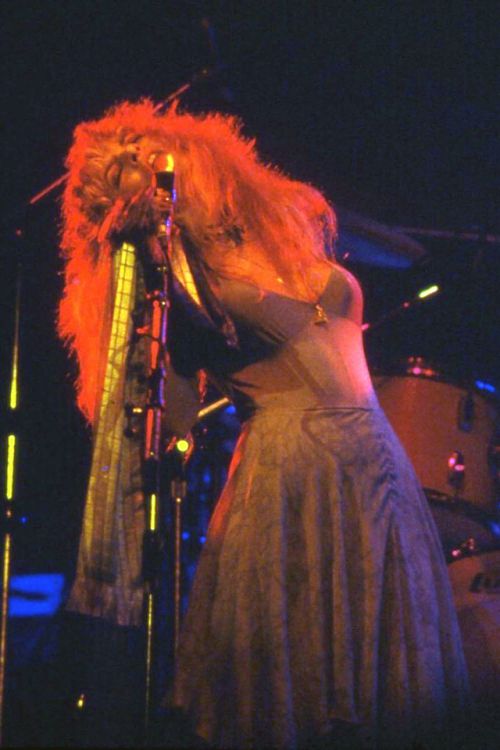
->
(0, 59, 218, 748)
(9, 69, 211, 742)
(0, 265, 21, 747)
(139, 155, 180, 741)
(140, 235, 171, 741)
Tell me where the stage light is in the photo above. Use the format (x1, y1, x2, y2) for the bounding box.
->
(5, 435, 16, 500)
(475, 380, 496, 394)
(9, 352, 18, 410)
(176, 439, 190, 453)
(417, 284, 439, 300)
(9, 573, 65, 617)
(488, 521, 500, 538)
(9, 285, 20, 409)
(149, 493, 157, 531)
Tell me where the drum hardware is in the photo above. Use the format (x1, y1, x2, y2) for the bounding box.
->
(390, 225, 500, 246)
(448, 450, 466, 494)
(488, 438, 500, 509)
(167, 467, 188, 661)
(361, 287, 440, 333)
(335, 207, 427, 268)
(425, 489, 500, 562)
(124, 403, 145, 439)
(469, 567, 500, 594)
(447, 550, 500, 701)
(197, 397, 231, 421)
(404, 356, 439, 378)
(488, 441, 500, 473)
(450, 537, 478, 561)
(458, 393, 475, 433)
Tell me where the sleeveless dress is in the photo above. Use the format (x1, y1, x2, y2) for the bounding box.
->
(172, 264, 470, 749)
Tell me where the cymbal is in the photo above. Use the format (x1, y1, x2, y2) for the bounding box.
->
(335, 207, 427, 268)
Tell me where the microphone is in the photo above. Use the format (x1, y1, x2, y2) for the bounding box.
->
(144, 152, 176, 272)
(152, 152, 175, 191)
(150, 152, 176, 238)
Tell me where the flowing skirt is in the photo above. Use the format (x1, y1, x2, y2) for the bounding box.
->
(173, 407, 470, 749)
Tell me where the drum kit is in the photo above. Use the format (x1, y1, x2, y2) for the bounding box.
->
(337, 209, 500, 704)
(334, 208, 499, 522)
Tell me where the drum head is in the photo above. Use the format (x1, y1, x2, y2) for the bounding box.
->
(374, 360, 499, 510)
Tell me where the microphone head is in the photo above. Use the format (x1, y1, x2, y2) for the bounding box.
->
(150, 152, 175, 192)
(154, 172, 175, 192)
(150, 152, 174, 173)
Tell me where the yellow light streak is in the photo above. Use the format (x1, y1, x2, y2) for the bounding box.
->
(76, 693, 85, 710)
(147, 593, 154, 631)
(149, 493, 157, 531)
(10, 283, 20, 410)
(6, 435, 16, 501)
(417, 284, 439, 300)
(9, 351, 18, 410)
(166, 153, 174, 172)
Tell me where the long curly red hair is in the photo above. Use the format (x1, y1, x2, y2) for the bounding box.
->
(59, 100, 337, 422)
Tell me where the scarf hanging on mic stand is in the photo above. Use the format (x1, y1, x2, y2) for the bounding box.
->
(67, 241, 147, 626)
(66, 232, 232, 627)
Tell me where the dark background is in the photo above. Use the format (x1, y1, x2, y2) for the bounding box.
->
(1, 0, 499, 581)
(0, 2, 499, 746)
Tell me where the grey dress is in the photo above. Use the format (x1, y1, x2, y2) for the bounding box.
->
(172, 264, 470, 749)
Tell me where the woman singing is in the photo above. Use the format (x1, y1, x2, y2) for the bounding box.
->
(59, 100, 469, 749)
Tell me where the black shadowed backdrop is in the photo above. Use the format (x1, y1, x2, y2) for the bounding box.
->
(0, 1, 498, 747)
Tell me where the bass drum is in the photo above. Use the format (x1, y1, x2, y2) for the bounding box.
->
(448, 550, 500, 706)
(373, 360, 499, 510)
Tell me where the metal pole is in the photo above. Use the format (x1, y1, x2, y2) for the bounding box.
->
(170, 477, 187, 660)
(0, 270, 21, 745)
(141, 156, 176, 741)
